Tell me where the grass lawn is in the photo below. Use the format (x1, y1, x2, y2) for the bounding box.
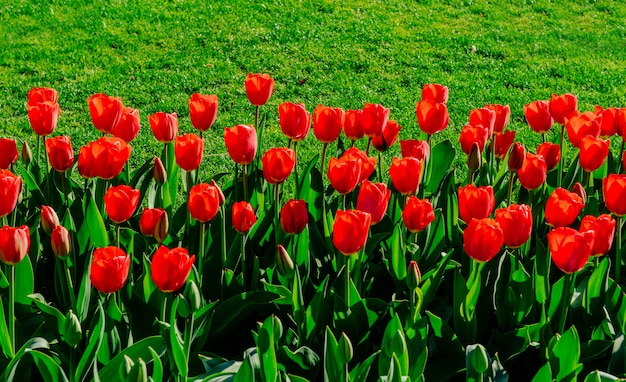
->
(1, 0, 625, 175)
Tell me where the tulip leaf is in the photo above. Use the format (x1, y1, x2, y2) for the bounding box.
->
(531, 363, 552, 382)
(424, 311, 465, 380)
(405, 315, 429, 381)
(255, 315, 279, 382)
(76, 255, 93, 323)
(76, 302, 105, 382)
(421, 250, 454, 309)
(584, 370, 621, 382)
(532, 240, 550, 306)
(466, 343, 490, 380)
(0, 298, 13, 358)
(298, 154, 320, 206)
(348, 350, 379, 382)
(1, 337, 51, 382)
(379, 314, 409, 377)
(0, 267, 8, 289)
(29, 293, 67, 336)
(97, 337, 166, 381)
(169, 298, 188, 378)
(426, 139, 455, 196)
(29, 349, 70, 382)
(85, 194, 109, 248)
(583, 257, 610, 320)
(549, 326, 582, 381)
(323, 327, 346, 382)
(389, 225, 407, 284)
(14, 254, 34, 305)
(14, 161, 47, 205)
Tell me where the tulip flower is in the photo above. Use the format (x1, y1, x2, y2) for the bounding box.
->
(458, 184, 495, 223)
(545, 188, 584, 227)
(485, 104, 511, 133)
(344, 109, 364, 141)
(110, 108, 141, 143)
(0, 225, 30, 265)
(245, 73, 274, 106)
(223, 124, 257, 165)
(402, 196, 435, 233)
(90, 246, 130, 294)
(517, 153, 547, 190)
(580, 214, 615, 256)
(361, 103, 390, 138)
(579, 135, 610, 173)
(280, 200, 308, 234)
(327, 156, 361, 195)
(139, 208, 168, 239)
(27, 101, 60, 136)
(341, 148, 376, 183)
(278, 102, 311, 142)
(459, 124, 490, 155)
(491, 130, 516, 160)
(495, 204, 532, 248)
(27, 87, 58, 105)
(104, 185, 140, 224)
(616, 108, 626, 137)
(572, 182, 588, 205)
(550, 93, 578, 125)
(41, 205, 60, 235)
(463, 218, 504, 263)
(277, 244, 295, 276)
(232, 201, 256, 234)
(416, 100, 449, 136)
(400, 139, 430, 161)
(261, 148, 296, 185)
(372, 120, 401, 152)
(356, 181, 391, 224)
(548, 227, 594, 273)
(313, 105, 344, 143)
(189, 93, 218, 132)
(421, 83, 449, 104)
(188, 182, 222, 222)
(0, 139, 18, 170)
(524, 100, 553, 134)
(507, 142, 525, 172)
(51, 226, 71, 259)
(45, 136, 74, 172)
(406, 260, 422, 290)
(332, 210, 371, 255)
(595, 106, 619, 137)
(0, 170, 22, 219)
(565, 112, 601, 148)
(536, 142, 561, 171)
(151, 246, 195, 292)
(603, 174, 626, 216)
(469, 107, 496, 136)
(389, 157, 422, 195)
(175, 133, 204, 172)
(77, 137, 131, 180)
(149, 112, 178, 143)
(88, 93, 124, 134)
(153, 157, 167, 184)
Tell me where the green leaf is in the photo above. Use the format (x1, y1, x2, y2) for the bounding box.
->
(256, 316, 279, 382)
(0, 298, 13, 358)
(76, 255, 93, 323)
(424, 311, 465, 381)
(348, 351, 379, 382)
(169, 298, 188, 379)
(531, 363, 552, 382)
(389, 225, 406, 283)
(421, 250, 454, 309)
(29, 349, 70, 382)
(549, 326, 581, 381)
(14, 255, 34, 305)
(85, 194, 109, 248)
(466, 343, 490, 380)
(98, 337, 166, 381)
(323, 327, 345, 382)
(426, 139, 455, 196)
(583, 257, 610, 319)
(1, 337, 51, 382)
(379, 314, 408, 377)
(76, 302, 105, 382)
(584, 370, 620, 382)
(29, 293, 66, 335)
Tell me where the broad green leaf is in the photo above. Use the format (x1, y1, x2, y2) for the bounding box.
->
(1, 337, 51, 382)
(14, 255, 35, 305)
(323, 327, 345, 382)
(76, 255, 93, 323)
(421, 250, 454, 309)
(426, 140, 455, 196)
(169, 298, 188, 379)
(85, 194, 109, 248)
(97, 337, 166, 380)
(584, 370, 620, 382)
(531, 363, 552, 382)
(30, 349, 70, 382)
(0, 298, 13, 358)
(424, 311, 465, 381)
(583, 257, 610, 320)
(29, 293, 66, 335)
(256, 316, 279, 382)
(76, 302, 105, 382)
(348, 351, 379, 382)
(389, 225, 407, 283)
(549, 326, 581, 381)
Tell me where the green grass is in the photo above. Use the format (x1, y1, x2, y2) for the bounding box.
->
(1, 0, 625, 174)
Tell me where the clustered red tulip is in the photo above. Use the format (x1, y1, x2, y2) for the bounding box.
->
(77, 137, 131, 180)
(491, 130, 516, 160)
(0, 170, 22, 219)
(524, 100, 553, 134)
(550, 93, 578, 125)
(459, 124, 489, 155)
(355, 181, 391, 225)
(580, 214, 615, 257)
(565, 112, 601, 149)
(0, 139, 18, 170)
(224, 124, 257, 165)
(457, 184, 495, 223)
(45, 136, 74, 172)
(232, 201, 256, 234)
(188, 182, 222, 222)
(139, 208, 168, 242)
(343, 109, 364, 141)
(603, 174, 626, 216)
(245, 73, 274, 106)
(544, 187, 584, 228)
(278, 102, 311, 142)
(517, 153, 547, 190)
(332, 210, 371, 256)
(495, 204, 532, 248)
(402, 197, 435, 233)
(595, 106, 619, 137)
(27, 87, 60, 137)
(151, 246, 195, 292)
(110, 108, 141, 143)
(41, 205, 60, 235)
(313, 105, 344, 143)
(280, 200, 308, 235)
(389, 157, 422, 195)
(104, 185, 140, 224)
(400, 139, 430, 161)
(536, 142, 560, 171)
(149, 112, 178, 143)
(90, 246, 130, 294)
(189, 93, 218, 132)
(361, 103, 390, 138)
(88, 93, 124, 134)
(548, 227, 594, 274)
(507, 142, 525, 172)
(469, 107, 496, 136)
(261, 148, 296, 185)
(416, 100, 449, 136)
(463, 218, 503, 263)
(327, 156, 361, 195)
(51, 225, 71, 259)
(0, 225, 30, 265)
(485, 104, 511, 133)
(175, 133, 204, 172)
(579, 135, 609, 173)
(421, 83, 448, 104)
(372, 120, 401, 152)
(342, 148, 376, 183)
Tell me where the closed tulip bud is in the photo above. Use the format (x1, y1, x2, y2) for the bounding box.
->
(51, 226, 71, 259)
(21, 141, 33, 165)
(572, 182, 587, 205)
(41, 205, 60, 235)
(0, 138, 18, 170)
(176, 293, 193, 319)
(467, 142, 482, 174)
(62, 310, 82, 347)
(0, 225, 30, 265)
(507, 142, 525, 172)
(184, 280, 202, 313)
(139, 208, 168, 240)
(153, 157, 167, 184)
(406, 260, 422, 290)
(280, 199, 308, 235)
(209, 179, 226, 205)
(277, 244, 295, 277)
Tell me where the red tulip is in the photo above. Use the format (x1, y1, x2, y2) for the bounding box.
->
(623, 151, 626, 173)
(565, 111, 601, 148)
(517, 153, 547, 190)
(278, 102, 311, 142)
(27, 87, 58, 105)
(223, 124, 257, 165)
(88, 93, 124, 134)
(579, 135, 609, 173)
(151, 246, 195, 292)
(536, 142, 561, 171)
(232, 201, 256, 234)
(421, 83, 448, 104)
(149, 112, 178, 143)
(0, 225, 30, 265)
(595, 106, 619, 137)
(361, 103, 390, 138)
(45, 136, 74, 172)
(327, 156, 360, 195)
(580, 214, 615, 256)
(603, 174, 626, 216)
(343, 109, 364, 141)
(313, 105, 344, 143)
(139, 208, 168, 239)
(245, 73, 274, 106)
(458, 184, 495, 223)
(261, 148, 296, 185)
(332, 210, 371, 256)
(175, 133, 204, 171)
(545, 187, 584, 227)
(104, 185, 140, 224)
(51, 225, 71, 259)
(572, 182, 588, 204)
(463, 218, 503, 263)
(77, 137, 131, 180)
(485, 104, 511, 133)
(550, 93, 578, 125)
(0, 170, 21, 219)
(495, 204, 532, 248)
(548, 227, 594, 273)
(153, 157, 167, 184)
(280, 199, 308, 234)
(389, 157, 423, 195)
(616, 108, 626, 137)
(459, 124, 490, 155)
(110, 108, 141, 142)
(402, 196, 435, 233)
(507, 142, 525, 172)
(188, 182, 222, 222)
(524, 100, 553, 134)
(372, 120, 401, 152)
(27, 101, 60, 136)
(90, 246, 130, 294)
(0, 139, 18, 170)
(491, 130, 516, 160)
(189, 93, 218, 132)
(416, 100, 449, 135)
(469, 107, 496, 136)
(355, 181, 391, 224)
(341, 148, 376, 183)
(41, 205, 60, 235)
(400, 139, 430, 161)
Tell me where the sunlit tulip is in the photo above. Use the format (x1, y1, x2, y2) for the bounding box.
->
(485, 104, 511, 133)
(469, 107, 496, 136)
(524, 100, 553, 134)
(344, 109, 364, 141)
(188, 183, 222, 222)
(580, 214, 615, 257)
(550, 93, 578, 125)
(90, 246, 130, 294)
(416, 100, 449, 135)
(332, 210, 371, 255)
(232, 201, 256, 234)
(0, 225, 30, 265)
(495, 204, 532, 248)
(579, 135, 609, 173)
(327, 156, 360, 195)
(565, 111, 601, 149)
(400, 139, 430, 161)
(88, 93, 124, 134)
(517, 153, 547, 190)
(149, 112, 178, 143)
(536, 142, 560, 171)
(189, 93, 218, 132)
(491, 130, 516, 160)
(372, 120, 401, 152)
(224, 124, 257, 165)
(51, 226, 71, 259)
(104, 185, 140, 224)
(175, 133, 204, 172)
(261, 148, 296, 185)
(548, 227, 594, 274)
(151, 246, 195, 292)
(0, 170, 21, 219)
(603, 174, 626, 216)
(245, 73, 274, 106)
(110, 108, 141, 142)
(77, 137, 131, 180)
(421, 84, 448, 104)
(278, 102, 310, 142)
(341, 148, 376, 183)
(0, 139, 18, 170)
(27, 87, 58, 105)
(463, 218, 503, 263)
(458, 184, 495, 223)
(280, 200, 308, 235)
(545, 187, 584, 228)
(27, 101, 60, 137)
(45, 136, 74, 172)
(389, 157, 422, 195)
(402, 196, 435, 233)
(313, 105, 344, 143)
(356, 181, 391, 224)
(459, 124, 490, 155)
(361, 103, 390, 138)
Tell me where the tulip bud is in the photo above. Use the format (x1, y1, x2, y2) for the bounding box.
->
(572, 182, 587, 205)
(176, 293, 193, 318)
(467, 142, 482, 173)
(62, 310, 82, 347)
(337, 332, 354, 364)
(51, 226, 71, 259)
(41, 205, 60, 235)
(154, 212, 169, 244)
(152, 157, 167, 184)
(184, 280, 202, 313)
(277, 244, 294, 277)
(406, 260, 422, 290)
(209, 179, 226, 205)
(507, 142, 525, 172)
(21, 141, 33, 164)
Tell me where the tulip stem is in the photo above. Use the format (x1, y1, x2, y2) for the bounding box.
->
(558, 124, 565, 187)
(116, 224, 120, 249)
(241, 233, 247, 289)
(243, 164, 249, 202)
(345, 255, 351, 307)
(293, 141, 299, 199)
(619, 138, 625, 174)
(558, 273, 575, 334)
(507, 172, 515, 205)
(62, 171, 68, 209)
(366, 138, 372, 156)
(7, 264, 15, 356)
(320, 143, 330, 241)
(255, 106, 261, 151)
(36, 135, 41, 170)
(199, 222, 206, 289)
(378, 151, 383, 183)
(64, 261, 77, 314)
(220, 206, 228, 290)
(617, 216, 622, 284)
